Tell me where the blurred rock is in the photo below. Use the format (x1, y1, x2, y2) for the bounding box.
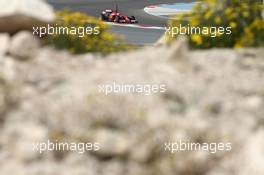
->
(0, 33, 10, 56)
(208, 129, 264, 175)
(0, 56, 16, 81)
(9, 31, 40, 60)
(0, 0, 54, 34)
(0, 38, 264, 175)
(93, 129, 131, 158)
(169, 36, 188, 61)
(238, 129, 264, 175)
(1, 121, 48, 161)
(0, 76, 19, 123)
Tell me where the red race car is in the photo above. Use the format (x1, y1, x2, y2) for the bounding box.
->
(101, 8, 138, 24)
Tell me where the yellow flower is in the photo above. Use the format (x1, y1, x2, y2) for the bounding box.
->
(229, 22, 237, 28)
(190, 17, 199, 26)
(234, 42, 243, 48)
(225, 8, 233, 16)
(205, 11, 212, 20)
(191, 34, 203, 45)
(214, 16, 221, 24)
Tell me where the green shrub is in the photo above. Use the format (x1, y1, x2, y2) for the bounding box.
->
(45, 10, 132, 54)
(168, 0, 264, 49)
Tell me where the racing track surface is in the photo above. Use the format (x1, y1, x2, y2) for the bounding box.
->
(47, 0, 195, 45)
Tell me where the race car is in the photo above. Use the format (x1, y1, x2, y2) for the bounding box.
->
(114, 15, 137, 23)
(101, 8, 138, 24)
(101, 9, 114, 22)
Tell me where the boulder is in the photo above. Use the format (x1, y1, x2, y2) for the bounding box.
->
(169, 36, 189, 61)
(93, 130, 131, 158)
(1, 121, 48, 161)
(9, 31, 41, 60)
(0, 0, 54, 34)
(0, 34, 10, 56)
(0, 38, 264, 175)
(0, 76, 19, 123)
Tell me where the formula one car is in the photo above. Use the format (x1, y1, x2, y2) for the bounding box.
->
(101, 8, 138, 24)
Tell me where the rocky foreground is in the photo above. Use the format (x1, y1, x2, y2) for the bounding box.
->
(0, 30, 264, 175)
(0, 0, 264, 174)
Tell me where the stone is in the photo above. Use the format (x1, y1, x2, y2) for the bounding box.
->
(0, 35, 263, 175)
(0, 76, 18, 123)
(9, 31, 41, 60)
(0, 0, 54, 34)
(0, 56, 16, 81)
(169, 36, 189, 61)
(1, 121, 48, 161)
(0, 33, 10, 56)
(93, 130, 131, 158)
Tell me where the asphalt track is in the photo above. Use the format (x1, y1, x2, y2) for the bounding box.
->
(47, 0, 194, 45)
